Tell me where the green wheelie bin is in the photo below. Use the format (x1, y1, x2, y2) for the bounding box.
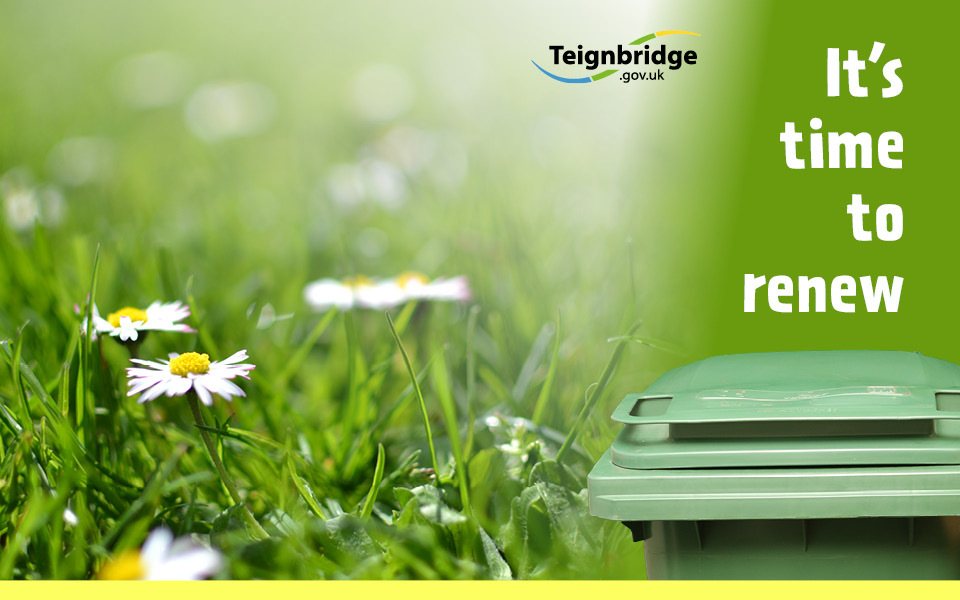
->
(588, 350, 960, 579)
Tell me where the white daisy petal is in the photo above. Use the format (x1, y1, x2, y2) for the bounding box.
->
(139, 379, 172, 403)
(408, 275, 472, 302)
(126, 367, 164, 377)
(217, 349, 249, 365)
(144, 546, 223, 581)
(130, 358, 166, 368)
(204, 376, 238, 401)
(304, 279, 355, 311)
(116, 317, 141, 341)
(91, 304, 114, 334)
(193, 382, 213, 406)
(128, 375, 165, 396)
(356, 281, 405, 309)
(208, 362, 254, 379)
(166, 377, 193, 396)
(145, 300, 191, 324)
(201, 374, 245, 400)
(140, 528, 174, 566)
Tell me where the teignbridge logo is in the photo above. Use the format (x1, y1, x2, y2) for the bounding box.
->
(532, 30, 701, 84)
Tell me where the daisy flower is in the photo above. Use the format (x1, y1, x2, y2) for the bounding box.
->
(302, 275, 397, 311)
(303, 272, 471, 311)
(126, 349, 255, 406)
(127, 350, 270, 540)
(98, 528, 223, 580)
(84, 300, 195, 342)
(395, 272, 471, 302)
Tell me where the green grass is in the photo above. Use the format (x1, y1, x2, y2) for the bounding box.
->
(0, 1, 692, 579)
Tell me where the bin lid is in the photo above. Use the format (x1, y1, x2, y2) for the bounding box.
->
(609, 351, 960, 469)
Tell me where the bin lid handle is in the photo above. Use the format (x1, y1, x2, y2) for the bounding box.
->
(611, 388, 960, 424)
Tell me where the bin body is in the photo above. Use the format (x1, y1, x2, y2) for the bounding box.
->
(643, 517, 960, 579)
(588, 351, 960, 580)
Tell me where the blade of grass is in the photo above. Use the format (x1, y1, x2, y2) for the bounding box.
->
(53, 327, 78, 400)
(430, 346, 471, 515)
(367, 354, 435, 435)
(2, 341, 71, 428)
(388, 300, 418, 338)
(57, 362, 70, 418)
(77, 245, 100, 439)
(359, 442, 385, 519)
(0, 403, 53, 494)
(195, 424, 288, 453)
(185, 275, 220, 358)
(99, 444, 187, 550)
(355, 301, 418, 400)
(1, 342, 144, 502)
(341, 302, 420, 479)
(478, 365, 512, 407)
(11, 326, 31, 427)
(605, 334, 687, 357)
(531, 309, 562, 426)
(512, 321, 553, 403)
(386, 310, 440, 481)
(556, 321, 641, 464)
(463, 305, 479, 460)
(627, 236, 637, 315)
(274, 308, 338, 387)
(338, 310, 363, 464)
(0, 484, 58, 578)
(286, 450, 326, 521)
(0, 341, 145, 491)
(0, 401, 21, 435)
(431, 347, 462, 462)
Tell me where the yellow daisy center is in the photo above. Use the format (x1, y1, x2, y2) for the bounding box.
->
(108, 307, 148, 328)
(343, 275, 373, 288)
(97, 550, 145, 580)
(396, 271, 428, 288)
(169, 352, 211, 377)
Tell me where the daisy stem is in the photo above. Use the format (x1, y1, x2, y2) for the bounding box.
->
(186, 393, 269, 540)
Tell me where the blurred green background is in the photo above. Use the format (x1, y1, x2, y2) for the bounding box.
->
(0, 0, 749, 372)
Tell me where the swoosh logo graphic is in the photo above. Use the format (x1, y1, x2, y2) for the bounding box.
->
(533, 30, 701, 83)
